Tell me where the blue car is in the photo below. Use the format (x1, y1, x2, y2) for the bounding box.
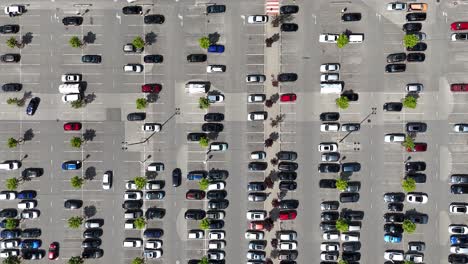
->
(208, 45, 224, 53)
(62, 160, 81, 170)
(20, 239, 41, 249)
(384, 233, 402, 243)
(451, 235, 468, 245)
(17, 191, 36, 199)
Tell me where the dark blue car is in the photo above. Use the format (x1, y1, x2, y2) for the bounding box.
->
(20, 239, 41, 249)
(17, 191, 36, 199)
(0, 229, 21, 239)
(62, 160, 81, 170)
(143, 229, 163, 238)
(208, 45, 224, 53)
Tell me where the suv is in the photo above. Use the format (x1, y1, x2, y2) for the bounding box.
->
(276, 151, 297, 161)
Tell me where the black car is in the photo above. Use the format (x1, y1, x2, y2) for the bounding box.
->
(62, 16, 83, 26)
(451, 174, 468, 184)
(278, 73, 298, 82)
(208, 200, 229, 210)
(449, 254, 468, 263)
(22, 251, 44, 260)
(321, 212, 339, 221)
(22, 168, 43, 178)
(144, 14, 165, 24)
(184, 209, 206, 220)
(64, 199, 83, 209)
(342, 13, 361, 22)
(405, 173, 426, 183)
(278, 171, 297, 181)
(406, 12, 426, 22)
(319, 179, 337, 189)
(144, 229, 164, 238)
(383, 193, 405, 203)
(341, 162, 361, 172)
(342, 242, 361, 252)
(403, 22, 422, 32)
(206, 4, 226, 13)
(318, 163, 340, 173)
(280, 5, 299, 14)
(248, 162, 268, 171)
(83, 228, 103, 238)
(122, 200, 143, 210)
(2, 83, 22, 92)
(145, 208, 165, 219)
(281, 23, 298, 32)
(320, 112, 339, 121)
(208, 170, 228, 181)
(247, 182, 266, 191)
(277, 151, 298, 161)
(383, 102, 403, 112)
(387, 53, 406, 63)
(451, 185, 468, 194)
(127, 112, 146, 121)
(122, 6, 143, 15)
(82, 248, 103, 259)
(81, 55, 101, 63)
(0, 208, 17, 218)
(320, 221, 337, 231)
(384, 223, 404, 234)
(388, 203, 404, 212)
(187, 54, 207, 62)
(26, 97, 40, 116)
(278, 162, 298, 171)
(187, 132, 207, 141)
(405, 162, 426, 172)
(341, 210, 364, 221)
(407, 213, 428, 224)
(385, 64, 406, 73)
(407, 52, 425, 62)
(0, 229, 20, 239)
(202, 123, 224, 133)
(406, 122, 427, 133)
(341, 92, 359, 101)
(279, 181, 297, 191)
(209, 220, 224, 229)
(82, 238, 101, 248)
(0, 24, 19, 34)
(342, 252, 360, 261)
(207, 190, 227, 200)
(406, 42, 427, 52)
(1, 54, 20, 63)
(279, 200, 299, 209)
(383, 213, 405, 223)
(340, 193, 359, 203)
(172, 168, 181, 187)
(144, 55, 163, 63)
(204, 113, 224, 122)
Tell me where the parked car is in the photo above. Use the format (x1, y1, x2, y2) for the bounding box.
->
(383, 102, 403, 111)
(406, 12, 426, 21)
(280, 23, 298, 32)
(247, 15, 268, 24)
(342, 13, 361, 22)
(206, 4, 226, 13)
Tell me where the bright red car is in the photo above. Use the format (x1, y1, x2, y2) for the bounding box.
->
(451, 22, 468, 31)
(451, 83, 468, 92)
(280, 93, 297, 102)
(48, 242, 58, 260)
(63, 122, 82, 131)
(249, 221, 265, 230)
(142, 83, 161, 93)
(407, 143, 427, 152)
(279, 210, 297, 220)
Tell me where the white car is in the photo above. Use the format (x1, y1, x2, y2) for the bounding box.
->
(145, 240, 162, 249)
(449, 224, 468, 234)
(387, 2, 407, 10)
(123, 64, 143, 73)
(188, 230, 204, 239)
(320, 73, 339, 82)
(207, 94, 224, 103)
(0, 249, 19, 258)
(341, 232, 359, 242)
(246, 251, 265, 261)
(406, 193, 428, 204)
(21, 210, 39, 219)
(406, 83, 423, 93)
(208, 251, 225, 260)
(17, 200, 37, 209)
(319, 34, 339, 43)
(384, 133, 405, 143)
(320, 63, 340, 73)
(4, 5, 23, 15)
(124, 191, 142, 200)
(320, 123, 340, 132)
(248, 94, 266, 103)
(405, 253, 424, 263)
(0, 240, 18, 249)
(248, 112, 267, 121)
(322, 232, 339, 241)
(0, 192, 16, 200)
(450, 203, 468, 214)
(124, 220, 136, 229)
(279, 241, 297, 250)
(246, 210, 267, 220)
(452, 33, 468, 42)
(144, 249, 162, 259)
(209, 231, 225, 240)
(147, 163, 164, 172)
(250, 151, 266, 160)
(451, 245, 468, 254)
(453, 124, 468, 133)
(142, 123, 162, 132)
(102, 171, 112, 190)
(61, 74, 81, 83)
(145, 181, 162, 190)
(320, 242, 339, 251)
(209, 142, 228, 151)
(208, 182, 225, 190)
(321, 253, 338, 261)
(246, 74, 266, 83)
(62, 93, 81, 102)
(0, 161, 19, 170)
(247, 15, 268, 24)
(209, 240, 226, 249)
(125, 181, 137, 190)
(279, 231, 297, 241)
(318, 143, 338, 152)
(206, 65, 226, 73)
(245, 231, 264, 240)
(384, 251, 404, 261)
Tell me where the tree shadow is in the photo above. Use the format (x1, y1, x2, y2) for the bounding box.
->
(83, 129, 96, 142)
(146, 93, 159, 103)
(83, 93, 96, 104)
(269, 207, 280, 221)
(84, 167, 97, 180)
(269, 132, 279, 141)
(145, 171, 158, 179)
(270, 249, 279, 259)
(83, 205, 97, 218)
(207, 133, 219, 141)
(23, 129, 34, 141)
(277, 190, 287, 200)
(208, 32, 220, 44)
(268, 170, 278, 182)
(21, 32, 33, 45)
(145, 32, 157, 45)
(270, 93, 279, 103)
(83, 31, 96, 44)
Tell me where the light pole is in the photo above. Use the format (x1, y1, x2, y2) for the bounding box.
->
(339, 107, 377, 143)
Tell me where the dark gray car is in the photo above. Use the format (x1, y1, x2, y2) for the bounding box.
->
(406, 122, 427, 133)
(276, 151, 298, 161)
(127, 112, 146, 121)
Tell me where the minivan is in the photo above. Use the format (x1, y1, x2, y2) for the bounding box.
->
(320, 82, 343, 94)
(185, 82, 209, 94)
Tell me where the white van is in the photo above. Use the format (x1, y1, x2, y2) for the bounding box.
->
(185, 82, 209, 94)
(123, 238, 142, 248)
(348, 223, 361, 231)
(320, 82, 343, 94)
(58, 84, 81, 94)
(348, 34, 364, 43)
(0, 161, 19, 171)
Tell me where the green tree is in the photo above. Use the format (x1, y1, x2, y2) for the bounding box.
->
(134, 176, 147, 190)
(68, 256, 84, 264)
(402, 136, 415, 150)
(70, 176, 84, 189)
(71, 100, 85, 109)
(199, 178, 210, 190)
(6, 98, 19, 105)
(337, 34, 349, 48)
(136, 98, 148, 109)
(6, 37, 18, 49)
(336, 96, 349, 109)
(404, 261, 415, 264)
(199, 218, 210, 230)
(338, 260, 349, 264)
(402, 178, 416, 192)
(5, 178, 18, 190)
(132, 258, 145, 264)
(336, 218, 349, 232)
(132, 36, 145, 50)
(199, 257, 209, 264)
(4, 218, 18, 229)
(69, 36, 83, 48)
(403, 94, 417, 109)
(70, 137, 83, 148)
(402, 219, 416, 233)
(404, 34, 419, 48)
(68, 216, 84, 229)
(2, 256, 21, 264)
(198, 37, 210, 49)
(134, 217, 146, 230)
(199, 136, 209, 147)
(336, 179, 348, 191)
(7, 138, 18, 148)
(198, 97, 210, 109)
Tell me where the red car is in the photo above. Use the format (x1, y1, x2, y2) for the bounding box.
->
(407, 143, 427, 152)
(48, 242, 58, 260)
(451, 22, 468, 31)
(185, 190, 205, 200)
(142, 83, 161, 93)
(280, 93, 297, 102)
(279, 210, 297, 220)
(249, 221, 264, 230)
(451, 83, 468, 92)
(63, 122, 82, 131)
